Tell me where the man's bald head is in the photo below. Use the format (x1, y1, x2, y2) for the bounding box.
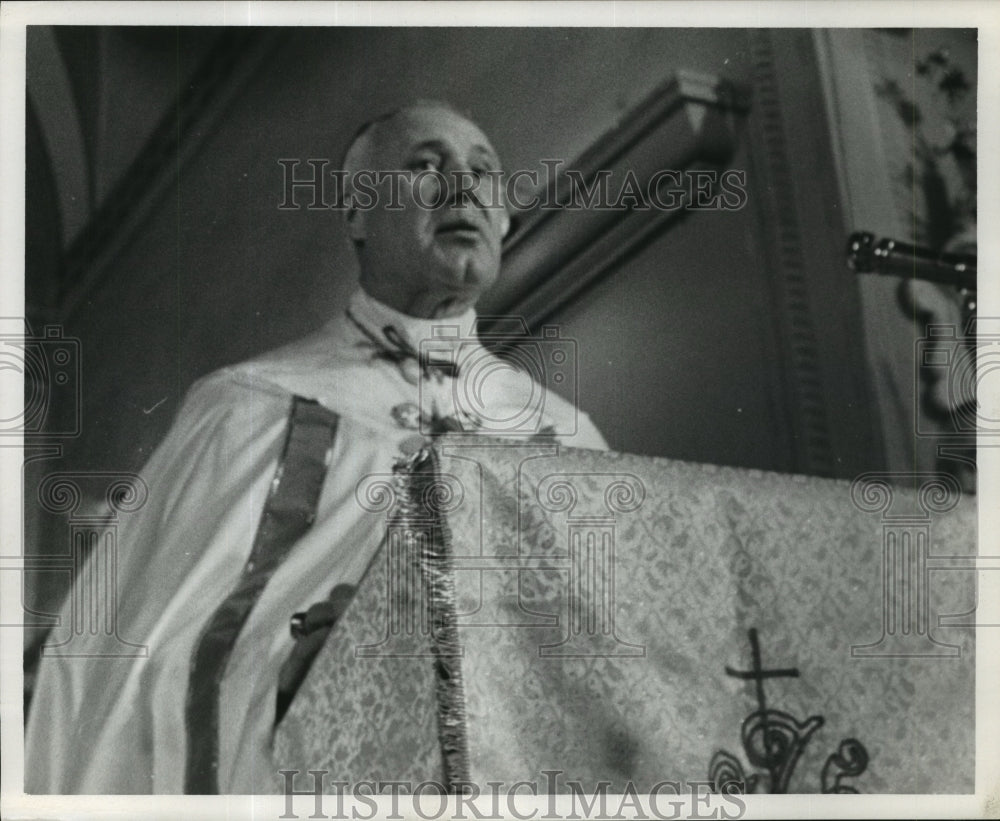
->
(341, 100, 466, 190)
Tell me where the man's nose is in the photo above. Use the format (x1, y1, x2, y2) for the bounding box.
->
(442, 161, 486, 209)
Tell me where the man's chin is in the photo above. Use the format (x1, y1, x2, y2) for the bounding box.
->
(434, 246, 499, 284)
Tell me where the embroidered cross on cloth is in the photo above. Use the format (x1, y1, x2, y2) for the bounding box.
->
(274, 438, 975, 794)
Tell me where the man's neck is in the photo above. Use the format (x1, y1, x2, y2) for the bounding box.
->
(397, 292, 472, 319)
(348, 287, 478, 346)
(358, 277, 474, 320)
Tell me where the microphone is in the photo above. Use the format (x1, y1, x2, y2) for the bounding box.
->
(846, 231, 976, 291)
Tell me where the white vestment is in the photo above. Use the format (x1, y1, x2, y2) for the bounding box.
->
(25, 289, 607, 794)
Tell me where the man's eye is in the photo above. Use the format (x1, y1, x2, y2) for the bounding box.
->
(411, 157, 440, 172)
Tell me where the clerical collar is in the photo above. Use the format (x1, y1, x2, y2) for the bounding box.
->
(345, 288, 478, 351)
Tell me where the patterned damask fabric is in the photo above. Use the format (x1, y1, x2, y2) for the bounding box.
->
(274, 439, 975, 793)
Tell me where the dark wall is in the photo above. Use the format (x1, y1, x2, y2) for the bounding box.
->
(553, 168, 795, 470)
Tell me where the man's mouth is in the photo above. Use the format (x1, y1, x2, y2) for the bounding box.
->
(436, 217, 483, 239)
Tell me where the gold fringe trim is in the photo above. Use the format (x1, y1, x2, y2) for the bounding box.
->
(393, 445, 470, 789)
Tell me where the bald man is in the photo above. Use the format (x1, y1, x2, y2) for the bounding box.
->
(25, 101, 606, 794)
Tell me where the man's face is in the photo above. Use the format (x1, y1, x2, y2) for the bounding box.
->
(351, 106, 509, 317)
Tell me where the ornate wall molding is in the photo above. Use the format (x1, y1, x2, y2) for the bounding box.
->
(480, 70, 751, 330)
(745, 30, 836, 477)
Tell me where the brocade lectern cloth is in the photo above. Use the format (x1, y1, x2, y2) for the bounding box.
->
(274, 439, 975, 794)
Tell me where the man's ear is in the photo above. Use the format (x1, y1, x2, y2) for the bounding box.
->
(345, 204, 367, 244)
